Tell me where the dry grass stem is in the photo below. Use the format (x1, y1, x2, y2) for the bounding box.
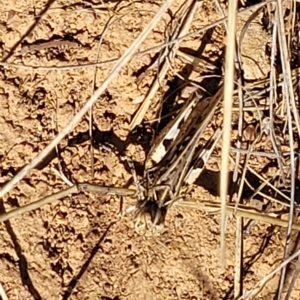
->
(220, 0, 238, 269)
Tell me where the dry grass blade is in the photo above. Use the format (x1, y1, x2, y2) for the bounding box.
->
(216, 0, 243, 294)
(267, 6, 287, 185)
(0, 184, 136, 223)
(238, 248, 300, 300)
(247, 166, 291, 205)
(0, 283, 8, 300)
(0, 0, 174, 199)
(220, 0, 237, 268)
(175, 199, 300, 231)
(214, 1, 243, 291)
(227, 146, 292, 209)
(284, 254, 300, 300)
(275, 2, 298, 298)
(129, 0, 201, 130)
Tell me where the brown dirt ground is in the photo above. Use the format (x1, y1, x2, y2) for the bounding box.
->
(0, 0, 300, 299)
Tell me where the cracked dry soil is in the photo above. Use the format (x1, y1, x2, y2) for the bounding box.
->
(0, 0, 300, 299)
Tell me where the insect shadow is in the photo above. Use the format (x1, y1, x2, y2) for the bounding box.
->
(0, 201, 42, 300)
(61, 221, 116, 300)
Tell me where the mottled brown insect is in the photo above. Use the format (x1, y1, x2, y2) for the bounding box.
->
(133, 87, 223, 234)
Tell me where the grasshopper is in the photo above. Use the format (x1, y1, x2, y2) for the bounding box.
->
(133, 86, 223, 234)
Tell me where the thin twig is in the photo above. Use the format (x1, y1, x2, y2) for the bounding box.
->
(247, 165, 291, 204)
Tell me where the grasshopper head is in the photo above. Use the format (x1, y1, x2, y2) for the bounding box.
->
(133, 199, 167, 235)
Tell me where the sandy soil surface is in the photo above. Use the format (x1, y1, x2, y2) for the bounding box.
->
(0, 0, 300, 299)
